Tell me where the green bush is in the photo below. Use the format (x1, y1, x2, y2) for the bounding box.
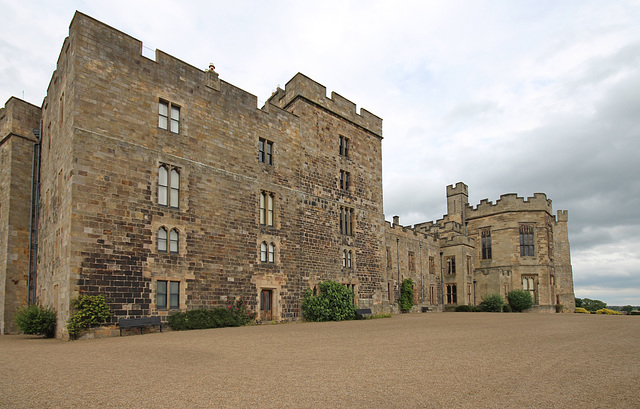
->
(507, 289, 534, 312)
(455, 305, 477, 312)
(502, 304, 512, 313)
(556, 304, 564, 313)
(398, 279, 414, 313)
(14, 303, 57, 338)
(479, 293, 505, 312)
(168, 307, 243, 331)
(66, 295, 112, 339)
(302, 280, 356, 322)
(575, 307, 590, 314)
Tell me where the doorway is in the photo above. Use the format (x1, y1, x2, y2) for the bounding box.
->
(260, 289, 273, 321)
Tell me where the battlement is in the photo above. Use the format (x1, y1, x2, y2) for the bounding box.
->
(0, 97, 41, 144)
(268, 73, 382, 138)
(557, 210, 569, 222)
(446, 182, 468, 197)
(384, 220, 436, 242)
(467, 192, 553, 219)
(439, 234, 475, 248)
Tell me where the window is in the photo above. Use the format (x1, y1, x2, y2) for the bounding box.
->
(387, 247, 392, 268)
(430, 285, 436, 304)
(340, 170, 350, 190)
(339, 135, 349, 157)
(340, 206, 354, 236)
(446, 284, 457, 304)
(157, 280, 180, 309)
(520, 225, 535, 257)
(522, 276, 536, 302)
(159, 100, 180, 133)
(429, 257, 435, 274)
(347, 250, 352, 268)
(446, 256, 456, 275)
(158, 227, 167, 252)
(260, 242, 275, 263)
(481, 229, 492, 259)
(408, 251, 415, 272)
(260, 192, 274, 226)
(158, 165, 180, 208)
(342, 250, 347, 267)
(467, 255, 472, 275)
(169, 229, 179, 253)
(259, 138, 273, 165)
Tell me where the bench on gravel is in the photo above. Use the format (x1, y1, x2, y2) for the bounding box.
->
(356, 308, 373, 318)
(118, 316, 162, 336)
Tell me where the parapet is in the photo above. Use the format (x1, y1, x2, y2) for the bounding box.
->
(0, 97, 41, 144)
(267, 73, 382, 138)
(467, 192, 553, 219)
(557, 210, 569, 222)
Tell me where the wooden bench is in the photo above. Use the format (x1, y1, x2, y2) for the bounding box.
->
(356, 308, 373, 318)
(118, 317, 162, 336)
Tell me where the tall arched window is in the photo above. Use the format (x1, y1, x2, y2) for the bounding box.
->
(158, 227, 167, 252)
(169, 229, 179, 253)
(170, 169, 180, 208)
(268, 243, 275, 263)
(260, 242, 268, 262)
(158, 166, 168, 206)
(342, 250, 347, 267)
(347, 250, 352, 268)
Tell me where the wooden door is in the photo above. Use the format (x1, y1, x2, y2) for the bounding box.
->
(260, 289, 273, 321)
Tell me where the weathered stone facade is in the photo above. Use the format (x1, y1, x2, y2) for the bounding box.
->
(0, 12, 574, 337)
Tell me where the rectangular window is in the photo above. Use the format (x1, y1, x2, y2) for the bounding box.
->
(159, 101, 180, 133)
(408, 251, 415, 272)
(340, 206, 354, 236)
(259, 138, 273, 165)
(446, 284, 457, 304)
(481, 228, 492, 259)
(429, 257, 435, 274)
(339, 135, 349, 157)
(387, 247, 392, 269)
(157, 280, 180, 309)
(467, 255, 472, 275)
(446, 256, 456, 275)
(430, 285, 436, 304)
(260, 192, 274, 226)
(339, 170, 350, 191)
(520, 225, 535, 257)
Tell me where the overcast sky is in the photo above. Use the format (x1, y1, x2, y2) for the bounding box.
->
(1, 0, 639, 306)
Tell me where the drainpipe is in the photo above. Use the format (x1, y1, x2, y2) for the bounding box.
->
(473, 279, 477, 306)
(27, 124, 42, 304)
(419, 243, 423, 303)
(396, 237, 400, 303)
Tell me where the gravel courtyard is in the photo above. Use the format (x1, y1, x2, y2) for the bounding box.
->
(1, 313, 639, 408)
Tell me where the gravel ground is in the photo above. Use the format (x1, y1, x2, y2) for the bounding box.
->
(1, 313, 639, 408)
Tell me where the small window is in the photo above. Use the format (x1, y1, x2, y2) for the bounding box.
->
(268, 243, 275, 263)
(446, 284, 457, 304)
(342, 250, 347, 267)
(260, 192, 274, 226)
(159, 101, 180, 133)
(170, 169, 180, 208)
(347, 250, 352, 268)
(158, 227, 167, 252)
(339, 135, 349, 157)
(158, 166, 168, 206)
(446, 256, 456, 275)
(169, 229, 179, 253)
(260, 242, 268, 262)
(386, 247, 392, 269)
(157, 280, 180, 309)
(408, 251, 415, 272)
(429, 256, 435, 274)
(340, 170, 350, 191)
(259, 138, 273, 165)
(340, 206, 354, 236)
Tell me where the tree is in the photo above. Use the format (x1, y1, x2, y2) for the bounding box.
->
(581, 298, 607, 313)
(480, 293, 505, 312)
(507, 289, 534, 312)
(302, 281, 356, 322)
(575, 297, 583, 308)
(620, 305, 634, 314)
(399, 279, 414, 313)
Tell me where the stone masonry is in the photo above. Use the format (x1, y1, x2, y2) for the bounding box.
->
(0, 13, 575, 337)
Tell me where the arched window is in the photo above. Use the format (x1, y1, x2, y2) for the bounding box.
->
(260, 242, 267, 262)
(342, 250, 347, 267)
(347, 250, 352, 268)
(158, 227, 167, 252)
(268, 243, 275, 263)
(169, 229, 179, 253)
(158, 166, 168, 206)
(170, 169, 180, 208)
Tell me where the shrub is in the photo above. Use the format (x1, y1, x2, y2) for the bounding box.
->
(595, 308, 623, 315)
(556, 304, 564, 313)
(226, 298, 256, 325)
(302, 280, 356, 322)
(398, 279, 414, 313)
(455, 305, 475, 312)
(575, 307, 590, 314)
(66, 295, 112, 339)
(479, 294, 505, 312)
(502, 304, 512, 313)
(14, 303, 57, 338)
(168, 308, 243, 331)
(507, 289, 534, 312)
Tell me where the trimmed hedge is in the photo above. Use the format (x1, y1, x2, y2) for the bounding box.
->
(168, 308, 243, 331)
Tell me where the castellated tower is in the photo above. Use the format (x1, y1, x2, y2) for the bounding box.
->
(446, 182, 469, 225)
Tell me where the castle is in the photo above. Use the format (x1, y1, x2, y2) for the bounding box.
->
(0, 12, 575, 338)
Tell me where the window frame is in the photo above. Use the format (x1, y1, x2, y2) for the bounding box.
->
(339, 135, 349, 157)
(258, 138, 273, 165)
(260, 191, 275, 227)
(159, 100, 180, 134)
(481, 228, 492, 260)
(158, 227, 168, 253)
(446, 256, 456, 275)
(520, 225, 535, 257)
(340, 206, 354, 236)
(158, 164, 180, 209)
(157, 280, 180, 310)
